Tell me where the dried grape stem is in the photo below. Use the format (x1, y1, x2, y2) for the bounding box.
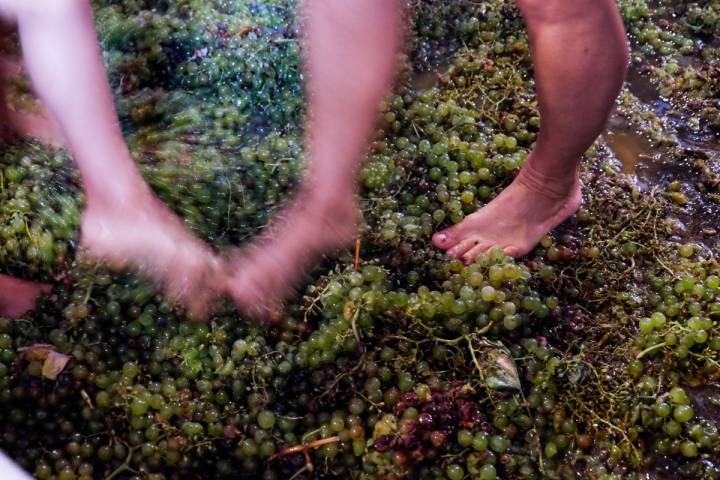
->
(354, 239, 361, 272)
(267, 436, 341, 480)
(268, 435, 340, 462)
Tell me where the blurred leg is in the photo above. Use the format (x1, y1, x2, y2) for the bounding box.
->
(301, 0, 403, 194)
(4, 0, 142, 201)
(0, 274, 50, 318)
(226, 0, 403, 317)
(433, 0, 629, 262)
(0, 0, 222, 316)
(0, 18, 54, 319)
(0, 21, 63, 145)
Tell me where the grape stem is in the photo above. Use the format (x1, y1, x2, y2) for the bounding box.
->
(348, 301, 362, 343)
(354, 239, 361, 272)
(635, 341, 667, 360)
(288, 465, 310, 480)
(80, 389, 94, 411)
(104, 446, 137, 480)
(268, 435, 340, 461)
(268, 436, 340, 480)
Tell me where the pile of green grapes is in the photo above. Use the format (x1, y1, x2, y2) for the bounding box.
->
(1, 0, 720, 479)
(0, 144, 80, 280)
(96, 0, 302, 144)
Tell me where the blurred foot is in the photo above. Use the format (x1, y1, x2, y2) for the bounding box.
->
(225, 187, 360, 320)
(0, 274, 51, 318)
(80, 186, 224, 319)
(433, 159, 582, 263)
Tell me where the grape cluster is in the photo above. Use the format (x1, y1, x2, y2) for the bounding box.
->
(620, 0, 720, 135)
(139, 133, 302, 244)
(677, 1, 720, 37)
(96, 0, 303, 142)
(621, 0, 696, 56)
(0, 143, 81, 280)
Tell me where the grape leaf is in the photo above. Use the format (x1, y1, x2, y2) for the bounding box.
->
(18, 344, 71, 380)
(42, 351, 71, 381)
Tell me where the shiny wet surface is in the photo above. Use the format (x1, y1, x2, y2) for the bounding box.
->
(604, 61, 720, 253)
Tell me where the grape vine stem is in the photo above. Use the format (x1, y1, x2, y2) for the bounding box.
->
(268, 436, 341, 480)
(104, 446, 137, 480)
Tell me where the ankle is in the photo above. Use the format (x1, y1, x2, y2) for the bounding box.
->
(516, 155, 580, 199)
(84, 179, 153, 213)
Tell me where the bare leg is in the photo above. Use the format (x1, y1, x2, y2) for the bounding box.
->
(0, 25, 55, 320)
(226, 0, 402, 317)
(433, 0, 629, 262)
(0, 274, 50, 318)
(0, 0, 222, 316)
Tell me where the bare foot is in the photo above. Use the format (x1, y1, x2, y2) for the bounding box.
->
(433, 161, 582, 263)
(80, 187, 224, 319)
(0, 274, 51, 318)
(225, 188, 360, 320)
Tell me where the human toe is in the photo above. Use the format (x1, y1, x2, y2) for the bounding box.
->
(432, 225, 462, 249)
(447, 238, 482, 259)
(503, 245, 525, 259)
(460, 242, 493, 265)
